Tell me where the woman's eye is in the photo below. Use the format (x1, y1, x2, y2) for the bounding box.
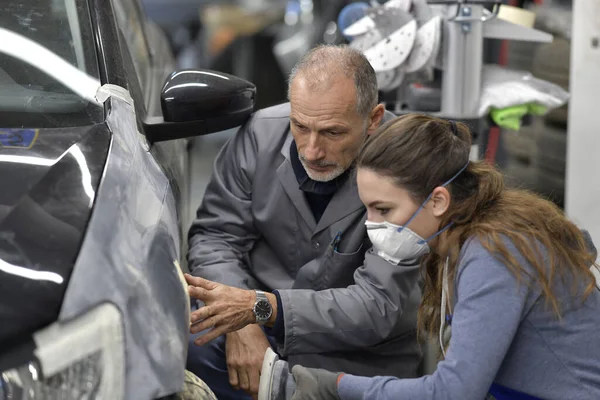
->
(376, 208, 389, 216)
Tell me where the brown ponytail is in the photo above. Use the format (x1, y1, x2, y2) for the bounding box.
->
(358, 114, 597, 355)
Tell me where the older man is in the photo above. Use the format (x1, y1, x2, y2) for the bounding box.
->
(186, 44, 422, 400)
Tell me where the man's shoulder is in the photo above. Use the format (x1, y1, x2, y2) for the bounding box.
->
(253, 103, 291, 121)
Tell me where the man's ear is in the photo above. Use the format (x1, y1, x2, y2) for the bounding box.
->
(431, 187, 451, 217)
(366, 104, 385, 136)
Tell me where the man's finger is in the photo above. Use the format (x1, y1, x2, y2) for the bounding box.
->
(190, 315, 218, 334)
(188, 285, 211, 301)
(227, 366, 240, 390)
(248, 366, 260, 395)
(193, 325, 227, 346)
(238, 368, 250, 392)
(190, 306, 212, 323)
(184, 273, 218, 290)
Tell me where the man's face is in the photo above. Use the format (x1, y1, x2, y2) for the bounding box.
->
(289, 75, 370, 182)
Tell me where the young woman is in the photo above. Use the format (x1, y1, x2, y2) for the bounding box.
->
(282, 114, 600, 400)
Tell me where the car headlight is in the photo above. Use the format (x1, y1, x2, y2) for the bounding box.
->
(0, 303, 124, 399)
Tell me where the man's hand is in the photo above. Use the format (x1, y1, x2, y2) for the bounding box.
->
(226, 325, 272, 398)
(185, 274, 256, 345)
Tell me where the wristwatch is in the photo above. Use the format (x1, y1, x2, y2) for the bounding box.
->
(253, 290, 273, 325)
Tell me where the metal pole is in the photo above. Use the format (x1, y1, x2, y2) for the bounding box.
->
(440, 4, 483, 118)
(565, 0, 600, 251)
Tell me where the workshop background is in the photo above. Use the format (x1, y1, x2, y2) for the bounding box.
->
(137, 0, 594, 245)
(1, 1, 596, 396)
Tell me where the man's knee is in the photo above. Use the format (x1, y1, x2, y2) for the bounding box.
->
(186, 333, 254, 400)
(176, 370, 218, 400)
(186, 332, 227, 378)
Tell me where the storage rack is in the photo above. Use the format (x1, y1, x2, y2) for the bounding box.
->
(389, 0, 555, 157)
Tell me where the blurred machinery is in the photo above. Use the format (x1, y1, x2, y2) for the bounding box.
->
(500, 0, 573, 208)
(337, 0, 568, 167)
(141, 0, 586, 216)
(205, 0, 354, 109)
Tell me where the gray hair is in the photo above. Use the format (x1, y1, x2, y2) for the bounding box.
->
(287, 44, 378, 118)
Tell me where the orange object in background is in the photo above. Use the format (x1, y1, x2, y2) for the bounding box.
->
(209, 27, 237, 56)
(201, 5, 284, 58)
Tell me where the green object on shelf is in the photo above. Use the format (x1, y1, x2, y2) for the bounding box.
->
(490, 103, 547, 130)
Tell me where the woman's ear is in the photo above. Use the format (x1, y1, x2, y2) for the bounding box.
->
(431, 187, 451, 217)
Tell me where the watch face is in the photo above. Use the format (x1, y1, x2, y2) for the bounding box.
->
(254, 299, 272, 320)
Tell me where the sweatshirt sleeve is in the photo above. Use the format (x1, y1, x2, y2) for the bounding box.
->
(337, 238, 535, 400)
(187, 114, 263, 290)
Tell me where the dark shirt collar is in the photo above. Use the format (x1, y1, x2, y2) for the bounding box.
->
(289, 140, 350, 196)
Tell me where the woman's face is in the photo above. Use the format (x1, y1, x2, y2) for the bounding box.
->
(357, 168, 447, 241)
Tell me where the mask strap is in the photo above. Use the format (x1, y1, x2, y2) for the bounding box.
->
(420, 221, 453, 244)
(440, 257, 451, 357)
(442, 161, 469, 187)
(396, 161, 469, 235)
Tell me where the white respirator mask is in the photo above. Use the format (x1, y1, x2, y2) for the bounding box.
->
(365, 159, 469, 265)
(366, 221, 430, 264)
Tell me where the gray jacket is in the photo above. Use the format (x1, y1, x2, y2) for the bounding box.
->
(188, 103, 422, 378)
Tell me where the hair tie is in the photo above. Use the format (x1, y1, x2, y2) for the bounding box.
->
(449, 121, 459, 136)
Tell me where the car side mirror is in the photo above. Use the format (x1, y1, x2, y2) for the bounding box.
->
(143, 69, 256, 143)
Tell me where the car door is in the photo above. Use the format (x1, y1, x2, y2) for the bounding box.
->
(110, 0, 189, 258)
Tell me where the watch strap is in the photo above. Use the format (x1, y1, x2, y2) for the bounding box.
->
(256, 290, 268, 302)
(253, 290, 272, 324)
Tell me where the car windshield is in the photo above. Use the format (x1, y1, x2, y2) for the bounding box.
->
(0, 0, 103, 128)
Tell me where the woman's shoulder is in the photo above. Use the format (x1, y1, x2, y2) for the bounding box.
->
(458, 234, 524, 266)
(455, 230, 596, 301)
(455, 234, 539, 287)
(451, 236, 542, 312)
(458, 229, 596, 274)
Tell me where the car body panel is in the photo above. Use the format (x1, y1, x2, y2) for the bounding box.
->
(59, 95, 189, 399)
(0, 124, 110, 348)
(100, 0, 190, 251)
(0, 0, 200, 397)
(144, 18, 191, 257)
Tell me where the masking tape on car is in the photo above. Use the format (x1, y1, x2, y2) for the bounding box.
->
(96, 84, 151, 151)
(96, 84, 134, 106)
(173, 260, 192, 327)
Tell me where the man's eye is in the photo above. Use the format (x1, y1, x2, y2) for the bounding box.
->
(376, 208, 389, 216)
(295, 124, 308, 131)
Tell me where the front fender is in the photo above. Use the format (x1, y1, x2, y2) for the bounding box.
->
(59, 93, 189, 400)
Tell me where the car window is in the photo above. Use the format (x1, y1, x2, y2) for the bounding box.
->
(0, 0, 103, 128)
(112, 0, 151, 97)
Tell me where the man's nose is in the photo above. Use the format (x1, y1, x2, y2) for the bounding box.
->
(303, 132, 325, 161)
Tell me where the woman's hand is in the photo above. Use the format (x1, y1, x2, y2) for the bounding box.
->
(185, 274, 257, 346)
